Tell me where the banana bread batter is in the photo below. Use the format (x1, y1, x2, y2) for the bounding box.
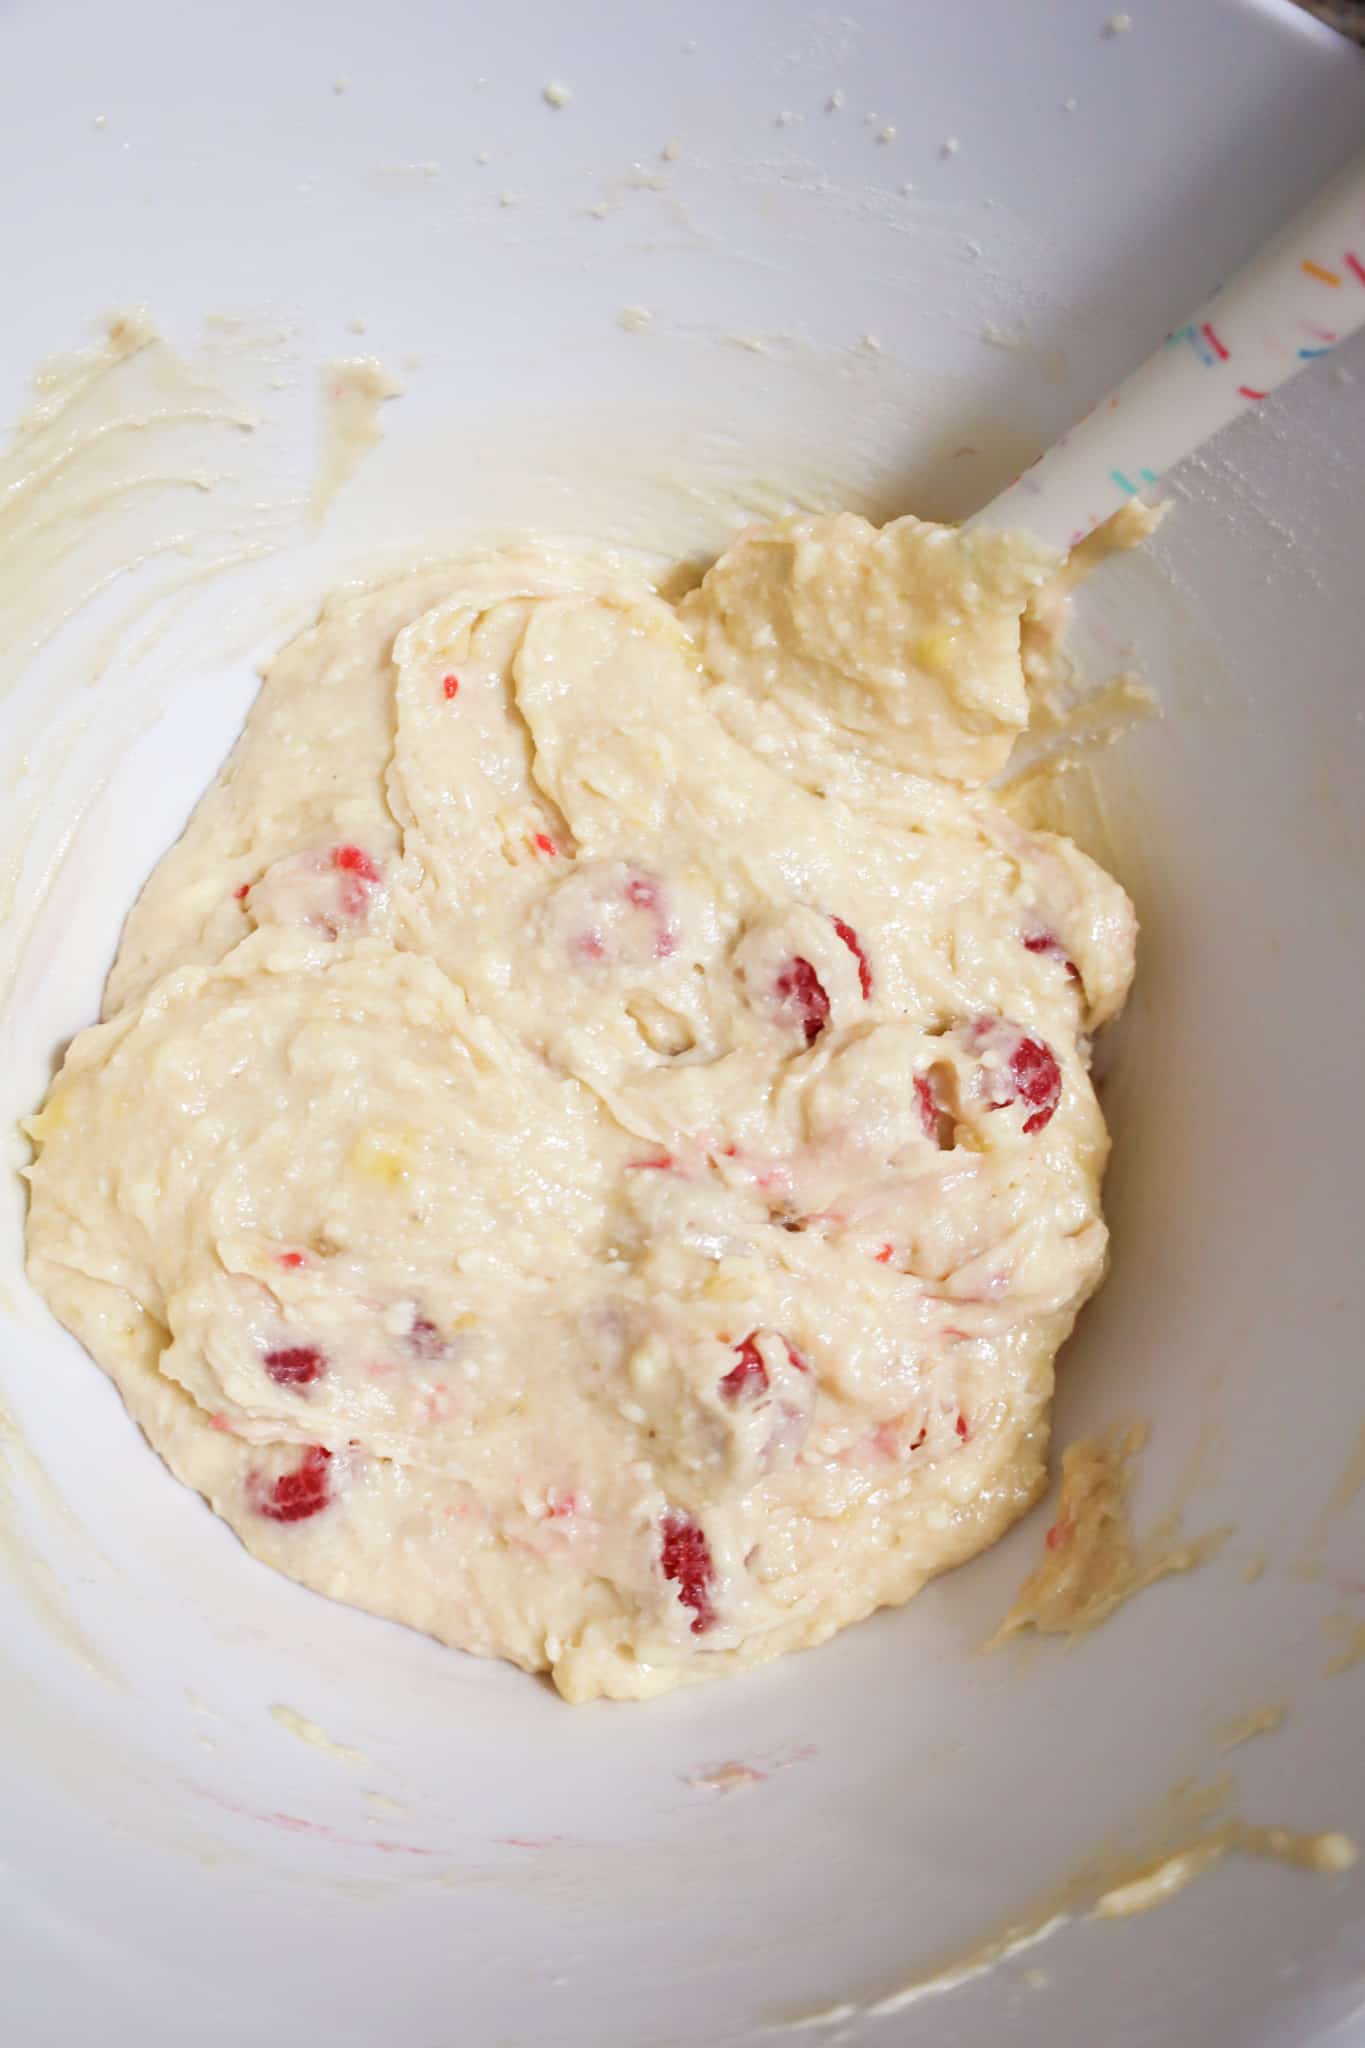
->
(24, 513, 1136, 1700)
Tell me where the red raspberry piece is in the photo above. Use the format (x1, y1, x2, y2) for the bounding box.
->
(973, 1018, 1062, 1135)
(1010, 1036, 1061, 1134)
(250, 1445, 332, 1522)
(332, 845, 381, 883)
(955, 1411, 970, 1442)
(1022, 930, 1080, 982)
(830, 916, 873, 999)
(915, 1070, 956, 1149)
(442, 673, 460, 700)
(719, 1333, 808, 1400)
(660, 1509, 717, 1633)
(532, 833, 559, 857)
(263, 1345, 326, 1387)
(914, 1075, 938, 1139)
(774, 958, 830, 1045)
(1045, 1517, 1073, 1552)
(719, 1335, 768, 1400)
(407, 1315, 444, 1358)
(234, 882, 251, 902)
(329, 845, 383, 921)
(276, 1250, 308, 1270)
(623, 874, 677, 959)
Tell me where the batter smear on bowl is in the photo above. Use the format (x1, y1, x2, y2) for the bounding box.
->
(23, 512, 1139, 1701)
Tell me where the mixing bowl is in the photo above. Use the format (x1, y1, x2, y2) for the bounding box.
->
(2, 2, 1363, 2042)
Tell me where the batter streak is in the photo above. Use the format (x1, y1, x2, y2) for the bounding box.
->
(24, 512, 1137, 1700)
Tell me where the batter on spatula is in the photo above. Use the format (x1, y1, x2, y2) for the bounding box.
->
(25, 511, 1136, 1700)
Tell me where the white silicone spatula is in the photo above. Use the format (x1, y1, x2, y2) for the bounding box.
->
(965, 150, 1365, 551)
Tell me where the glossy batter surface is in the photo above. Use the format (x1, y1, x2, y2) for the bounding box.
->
(25, 514, 1136, 1700)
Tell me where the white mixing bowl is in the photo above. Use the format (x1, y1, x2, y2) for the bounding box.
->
(2, 3, 1363, 2042)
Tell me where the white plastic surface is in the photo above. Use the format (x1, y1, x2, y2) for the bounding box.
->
(969, 148, 1365, 546)
(1, 4, 1364, 2045)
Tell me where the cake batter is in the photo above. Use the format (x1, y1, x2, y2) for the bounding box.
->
(25, 511, 1137, 1700)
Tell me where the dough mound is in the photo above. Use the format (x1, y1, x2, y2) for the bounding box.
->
(24, 515, 1136, 1701)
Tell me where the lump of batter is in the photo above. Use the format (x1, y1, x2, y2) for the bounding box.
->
(24, 511, 1137, 1701)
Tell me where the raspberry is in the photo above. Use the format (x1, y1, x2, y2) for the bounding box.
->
(442, 673, 460, 700)
(719, 1333, 808, 1400)
(1010, 1036, 1061, 1135)
(660, 1510, 717, 1633)
(332, 845, 381, 883)
(775, 958, 830, 1045)
(276, 1251, 308, 1270)
(250, 1445, 332, 1522)
(830, 916, 873, 999)
(915, 1070, 955, 1148)
(330, 845, 383, 922)
(263, 1345, 326, 1387)
(956, 1411, 970, 1442)
(407, 1315, 445, 1357)
(624, 876, 677, 960)
(532, 833, 559, 857)
(914, 1075, 938, 1139)
(1045, 1518, 1073, 1552)
(972, 1018, 1062, 1135)
(719, 1336, 767, 1400)
(1022, 929, 1080, 982)
(234, 882, 251, 902)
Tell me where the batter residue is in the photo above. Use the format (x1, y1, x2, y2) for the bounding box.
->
(989, 1424, 1227, 1646)
(24, 511, 1139, 1700)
